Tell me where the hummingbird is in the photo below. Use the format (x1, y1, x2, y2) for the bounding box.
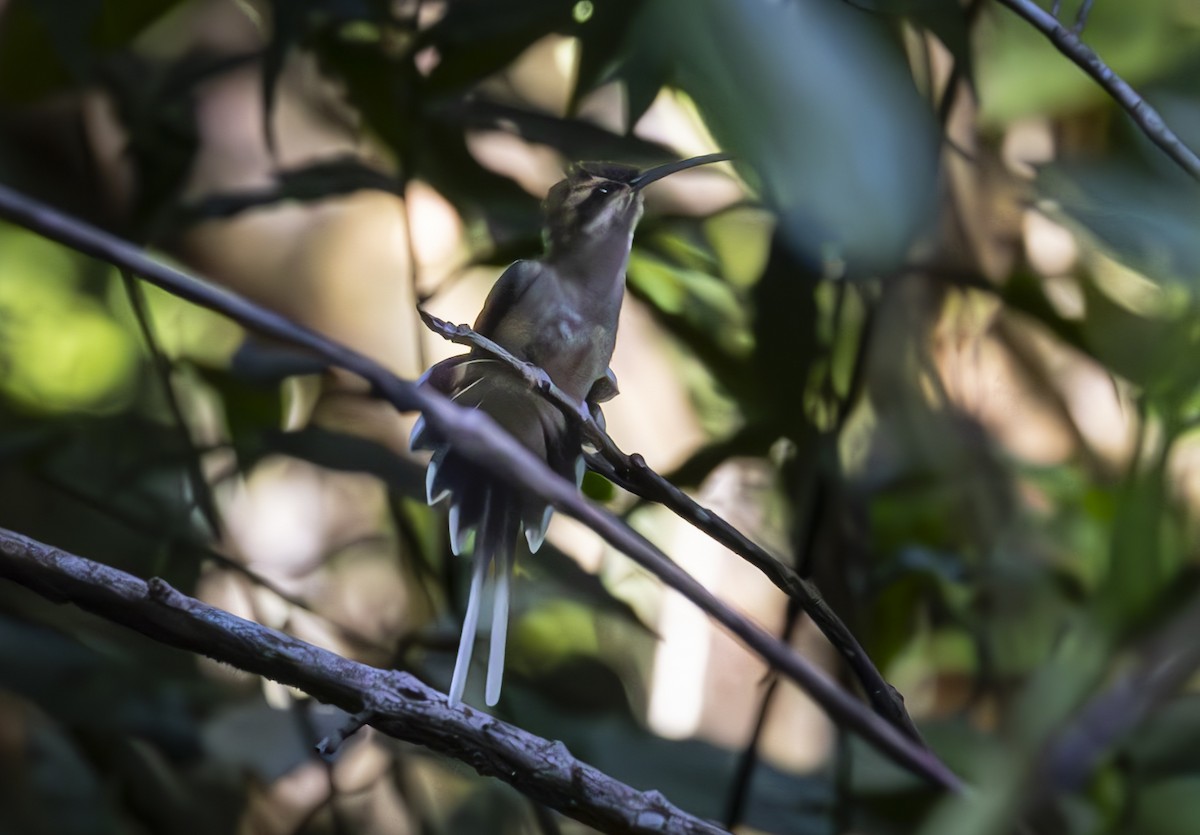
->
(411, 153, 730, 707)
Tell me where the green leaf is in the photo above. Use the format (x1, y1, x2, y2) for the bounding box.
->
(978, 0, 1200, 126)
(635, 0, 940, 275)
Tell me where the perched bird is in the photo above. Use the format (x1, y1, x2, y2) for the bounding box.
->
(411, 153, 729, 707)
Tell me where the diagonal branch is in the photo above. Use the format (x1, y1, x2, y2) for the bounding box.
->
(418, 310, 922, 743)
(0, 181, 962, 792)
(0, 526, 726, 835)
(995, 0, 1200, 182)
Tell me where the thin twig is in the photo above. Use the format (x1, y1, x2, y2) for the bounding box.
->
(1072, 0, 1094, 34)
(722, 612, 802, 829)
(0, 527, 727, 835)
(995, 0, 1200, 182)
(120, 269, 223, 536)
(0, 181, 961, 792)
(419, 310, 923, 744)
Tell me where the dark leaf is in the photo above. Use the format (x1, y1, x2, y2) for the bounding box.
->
(192, 364, 284, 444)
(570, 0, 645, 116)
(433, 98, 672, 163)
(254, 426, 426, 500)
(634, 0, 940, 275)
(421, 0, 574, 95)
(310, 26, 414, 158)
(847, 0, 972, 81)
(173, 156, 401, 226)
(0, 0, 187, 103)
(229, 339, 332, 383)
(505, 687, 833, 834)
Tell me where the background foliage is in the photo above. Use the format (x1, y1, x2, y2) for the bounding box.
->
(2, 0, 1200, 833)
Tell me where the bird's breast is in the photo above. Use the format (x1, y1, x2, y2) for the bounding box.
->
(492, 306, 614, 403)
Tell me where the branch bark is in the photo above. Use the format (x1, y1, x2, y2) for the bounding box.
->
(996, 0, 1200, 182)
(0, 526, 726, 835)
(0, 181, 962, 792)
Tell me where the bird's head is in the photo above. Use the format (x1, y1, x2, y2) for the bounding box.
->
(542, 154, 729, 256)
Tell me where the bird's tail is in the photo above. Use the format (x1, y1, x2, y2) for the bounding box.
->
(411, 354, 581, 707)
(448, 487, 516, 706)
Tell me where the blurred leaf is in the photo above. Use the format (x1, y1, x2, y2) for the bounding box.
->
(506, 688, 833, 834)
(637, 0, 939, 275)
(0, 0, 187, 103)
(174, 157, 403, 226)
(1096, 453, 1187, 628)
(433, 98, 672, 163)
(627, 250, 753, 359)
(192, 365, 283, 444)
(203, 700, 353, 782)
(570, 0, 644, 116)
(418, 120, 543, 248)
(1079, 284, 1200, 405)
(20, 718, 115, 835)
(261, 0, 396, 153)
(580, 468, 615, 502)
(626, 246, 758, 429)
(99, 51, 223, 236)
(1040, 162, 1200, 287)
(848, 0, 972, 81)
(421, 0, 574, 94)
(1000, 270, 1088, 353)
(310, 22, 414, 157)
(228, 339, 331, 383)
(1126, 775, 1200, 835)
(253, 426, 426, 499)
(750, 234, 823, 434)
(599, 26, 671, 128)
(1127, 696, 1200, 779)
(520, 544, 652, 633)
(978, 0, 1200, 125)
(662, 421, 782, 488)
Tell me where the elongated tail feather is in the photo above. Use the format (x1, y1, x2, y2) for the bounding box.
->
(448, 513, 490, 708)
(411, 353, 585, 707)
(486, 504, 516, 706)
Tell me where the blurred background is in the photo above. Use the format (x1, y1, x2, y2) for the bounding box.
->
(1, 0, 1200, 833)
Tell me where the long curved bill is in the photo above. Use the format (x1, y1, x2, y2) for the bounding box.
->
(629, 153, 731, 191)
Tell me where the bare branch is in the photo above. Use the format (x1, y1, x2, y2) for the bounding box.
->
(1072, 0, 1094, 33)
(995, 0, 1200, 182)
(419, 310, 923, 743)
(0, 182, 962, 792)
(0, 526, 726, 835)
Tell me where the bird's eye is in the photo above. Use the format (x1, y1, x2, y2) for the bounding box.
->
(596, 186, 610, 195)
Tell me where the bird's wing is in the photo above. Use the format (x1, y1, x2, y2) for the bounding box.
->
(471, 259, 544, 339)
